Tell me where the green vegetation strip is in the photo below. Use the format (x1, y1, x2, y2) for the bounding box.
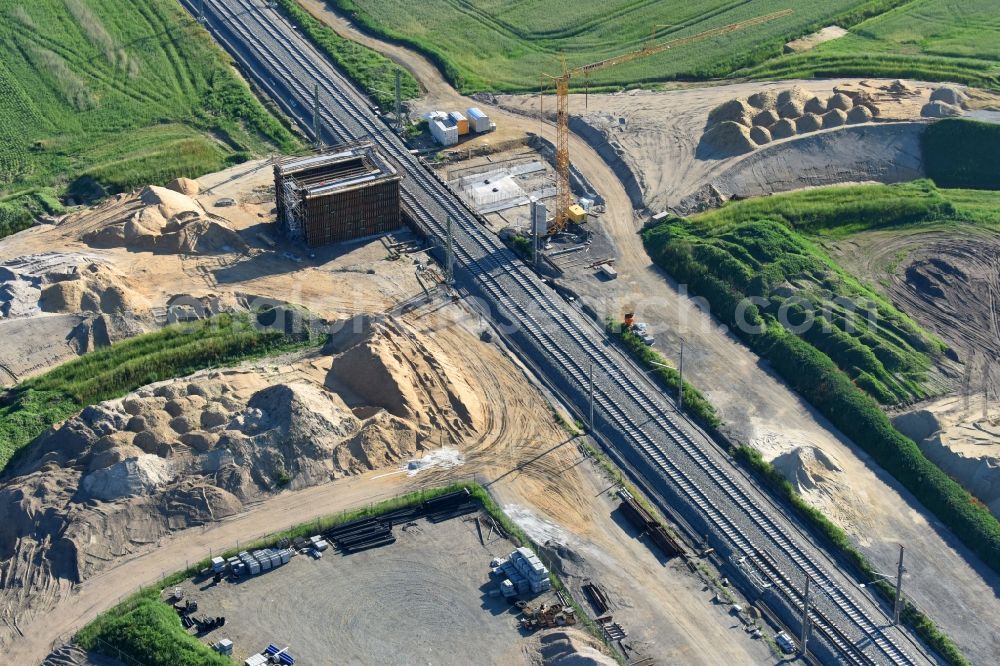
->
(604, 319, 719, 430)
(273, 0, 418, 110)
(923, 119, 1000, 191)
(0, 0, 300, 240)
(330, 0, 882, 93)
(0, 313, 320, 471)
(741, 0, 1000, 87)
(641, 181, 1000, 575)
(76, 482, 621, 665)
(732, 446, 969, 666)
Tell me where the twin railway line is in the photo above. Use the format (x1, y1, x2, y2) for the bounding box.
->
(188, 2, 926, 663)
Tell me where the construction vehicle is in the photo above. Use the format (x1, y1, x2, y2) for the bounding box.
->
(542, 9, 793, 234)
(516, 601, 578, 631)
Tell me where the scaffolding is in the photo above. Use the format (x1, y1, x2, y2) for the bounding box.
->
(274, 142, 401, 247)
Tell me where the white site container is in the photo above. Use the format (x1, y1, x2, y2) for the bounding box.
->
(467, 107, 492, 133)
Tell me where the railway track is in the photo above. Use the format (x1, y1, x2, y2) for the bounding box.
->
(187, 2, 923, 663)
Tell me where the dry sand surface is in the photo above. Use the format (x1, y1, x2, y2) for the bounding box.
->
(5, 294, 771, 666)
(0, 160, 423, 385)
(495, 79, 948, 214)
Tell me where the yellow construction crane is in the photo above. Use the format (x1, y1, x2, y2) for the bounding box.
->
(543, 9, 793, 234)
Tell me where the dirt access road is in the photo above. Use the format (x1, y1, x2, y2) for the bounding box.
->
(10, 291, 770, 665)
(297, 4, 1000, 661)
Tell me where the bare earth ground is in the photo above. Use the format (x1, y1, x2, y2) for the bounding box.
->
(0, 161, 423, 386)
(2, 239, 773, 665)
(831, 226, 1000, 518)
(189, 515, 615, 665)
(285, 7, 1000, 659)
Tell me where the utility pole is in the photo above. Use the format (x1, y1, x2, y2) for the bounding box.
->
(394, 69, 402, 132)
(589, 363, 595, 430)
(800, 574, 812, 657)
(312, 83, 323, 150)
(893, 544, 905, 625)
(445, 216, 454, 286)
(677, 338, 685, 413)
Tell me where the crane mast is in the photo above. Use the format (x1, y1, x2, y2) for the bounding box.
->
(544, 9, 793, 234)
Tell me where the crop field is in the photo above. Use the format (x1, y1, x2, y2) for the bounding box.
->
(333, 0, 878, 92)
(743, 0, 1000, 87)
(0, 0, 299, 238)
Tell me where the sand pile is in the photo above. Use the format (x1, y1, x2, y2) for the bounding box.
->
(747, 90, 778, 110)
(749, 126, 772, 145)
(326, 318, 483, 437)
(795, 113, 822, 134)
(753, 109, 779, 127)
(930, 86, 968, 108)
(770, 118, 796, 139)
(777, 86, 810, 107)
(166, 177, 200, 196)
(84, 185, 247, 255)
(699, 121, 756, 156)
(39, 262, 150, 316)
(847, 105, 874, 124)
(922, 101, 964, 118)
(772, 446, 843, 495)
(536, 630, 618, 666)
(827, 92, 853, 111)
(804, 96, 827, 115)
(778, 100, 804, 119)
(707, 98, 755, 127)
(702, 84, 877, 156)
(0, 313, 488, 612)
(822, 109, 848, 128)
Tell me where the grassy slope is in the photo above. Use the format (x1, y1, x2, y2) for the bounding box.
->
(641, 181, 1000, 573)
(0, 0, 299, 238)
(332, 0, 869, 92)
(273, 0, 419, 110)
(743, 0, 1000, 87)
(0, 313, 319, 472)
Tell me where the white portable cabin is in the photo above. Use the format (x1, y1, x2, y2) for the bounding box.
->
(467, 107, 492, 133)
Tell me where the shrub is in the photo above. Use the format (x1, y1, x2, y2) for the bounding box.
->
(923, 119, 1000, 190)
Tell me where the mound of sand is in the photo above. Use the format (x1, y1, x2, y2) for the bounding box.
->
(822, 108, 848, 128)
(749, 126, 772, 145)
(930, 86, 967, 108)
(847, 105, 874, 124)
(537, 630, 618, 666)
(700, 121, 757, 156)
(777, 86, 809, 107)
(39, 263, 150, 316)
(83, 185, 247, 255)
(922, 101, 964, 118)
(753, 109, 780, 127)
(80, 455, 175, 501)
(795, 113, 822, 134)
(827, 93, 853, 111)
(166, 177, 200, 196)
(707, 98, 754, 127)
(770, 118, 797, 140)
(804, 96, 826, 115)
(772, 446, 843, 494)
(778, 100, 804, 119)
(747, 90, 778, 110)
(325, 319, 483, 436)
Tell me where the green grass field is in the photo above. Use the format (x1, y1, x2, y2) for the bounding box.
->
(330, 0, 1000, 93)
(743, 0, 1000, 87)
(332, 0, 870, 92)
(644, 181, 1000, 403)
(0, 0, 300, 239)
